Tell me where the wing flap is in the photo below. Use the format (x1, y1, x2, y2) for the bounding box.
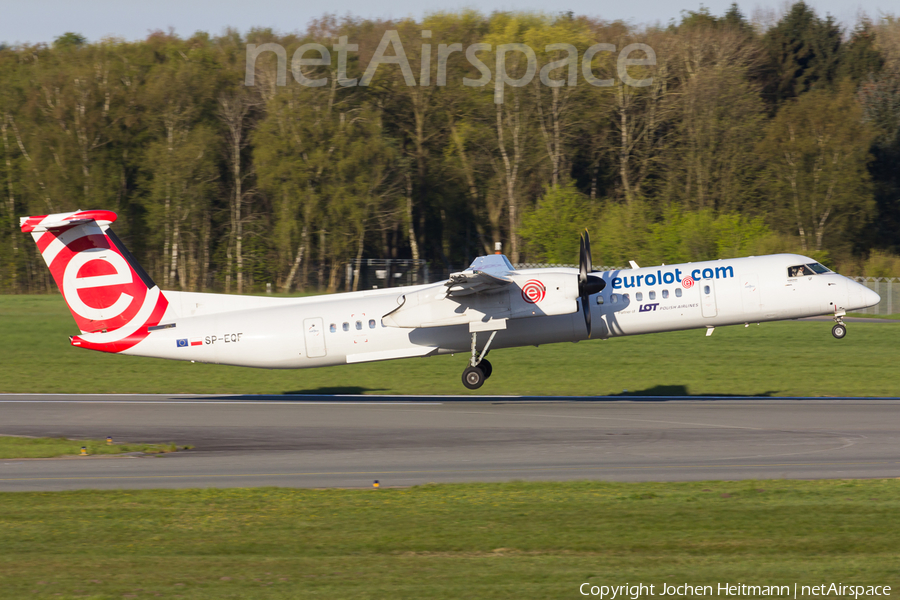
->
(442, 269, 513, 298)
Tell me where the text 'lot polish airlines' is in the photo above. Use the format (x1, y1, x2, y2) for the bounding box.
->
(22, 210, 881, 389)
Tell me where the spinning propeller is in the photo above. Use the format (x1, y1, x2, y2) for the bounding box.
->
(578, 230, 606, 337)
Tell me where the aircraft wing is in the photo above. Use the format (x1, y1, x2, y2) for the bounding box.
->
(442, 269, 512, 298)
(383, 254, 580, 328)
(439, 254, 515, 299)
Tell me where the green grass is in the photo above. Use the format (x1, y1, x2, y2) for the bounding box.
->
(0, 436, 182, 459)
(848, 312, 900, 320)
(0, 480, 898, 599)
(1, 295, 898, 396)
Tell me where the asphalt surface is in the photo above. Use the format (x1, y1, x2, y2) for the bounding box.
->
(1, 394, 899, 491)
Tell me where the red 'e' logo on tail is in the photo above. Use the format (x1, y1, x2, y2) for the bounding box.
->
(44, 226, 148, 334)
(25, 211, 168, 353)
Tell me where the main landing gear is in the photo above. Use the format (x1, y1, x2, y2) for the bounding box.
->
(832, 309, 847, 339)
(462, 330, 498, 390)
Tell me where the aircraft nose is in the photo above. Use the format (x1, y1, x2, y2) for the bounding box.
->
(863, 286, 881, 308)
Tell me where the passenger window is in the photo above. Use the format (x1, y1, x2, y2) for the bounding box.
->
(596, 295, 604, 305)
(675, 288, 682, 298)
(356, 320, 363, 330)
(329, 323, 337, 333)
(649, 291, 656, 300)
(623, 293, 630, 302)
(704, 285, 711, 294)
(369, 319, 376, 329)
(342, 322, 349, 332)
(636, 292, 643, 301)
(662, 289, 669, 299)
(610, 294, 618, 304)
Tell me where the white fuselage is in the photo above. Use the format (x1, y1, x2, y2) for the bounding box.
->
(123, 253, 879, 369)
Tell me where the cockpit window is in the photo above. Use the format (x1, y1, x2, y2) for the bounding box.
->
(788, 265, 814, 277)
(789, 263, 832, 277)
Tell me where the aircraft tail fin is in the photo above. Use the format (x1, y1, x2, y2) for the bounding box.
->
(21, 210, 169, 353)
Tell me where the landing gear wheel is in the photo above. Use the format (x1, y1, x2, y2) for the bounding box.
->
(832, 323, 847, 339)
(480, 359, 493, 379)
(462, 366, 486, 390)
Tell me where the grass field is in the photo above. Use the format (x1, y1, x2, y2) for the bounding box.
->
(848, 312, 900, 320)
(0, 480, 898, 599)
(0, 436, 182, 459)
(1, 295, 898, 396)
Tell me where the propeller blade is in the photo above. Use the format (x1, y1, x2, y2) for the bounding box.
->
(577, 229, 604, 338)
(583, 229, 593, 273)
(582, 295, 592, 338)
(579, 233, 587, 284)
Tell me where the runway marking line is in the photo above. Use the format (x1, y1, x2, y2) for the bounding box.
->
(1, 461, 896, 482)
(2, 393, 899, 398)
(0, 400, 444, 405)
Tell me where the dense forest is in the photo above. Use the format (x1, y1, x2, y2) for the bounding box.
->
(1, 2, 899, 294)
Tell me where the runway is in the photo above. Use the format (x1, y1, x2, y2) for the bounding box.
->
(2, 394, 899, 491)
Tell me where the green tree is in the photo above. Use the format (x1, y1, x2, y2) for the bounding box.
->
(858, 16, 900, 252)
(52, 32, 87, 50)
(141, 35, 220, 291)
(647, 206, 773, 263)
(758, 83, 875, 252)
(764, 2, 842, 101)
(255, 62, 400, 292)
(665, 18, 767, 212)
(519, 183, 592, 263)
(838, 21, 884, 83)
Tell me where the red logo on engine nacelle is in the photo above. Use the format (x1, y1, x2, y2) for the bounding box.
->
(521, 279, 546, 304)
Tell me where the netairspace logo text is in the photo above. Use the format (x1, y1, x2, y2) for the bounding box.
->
(245, 31, 656, 104)
(579, 582, 892, 599)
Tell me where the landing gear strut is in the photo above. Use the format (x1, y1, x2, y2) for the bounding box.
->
(832, 309, 847, 339)
(461, 330, 497, 390)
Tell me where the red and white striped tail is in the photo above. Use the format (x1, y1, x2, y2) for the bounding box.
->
(21, 210, 168, 353)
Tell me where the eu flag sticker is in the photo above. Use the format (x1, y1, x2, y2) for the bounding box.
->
(176, 338, 188, 348)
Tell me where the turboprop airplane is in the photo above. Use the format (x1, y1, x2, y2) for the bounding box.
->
(22, 209, 881, 389)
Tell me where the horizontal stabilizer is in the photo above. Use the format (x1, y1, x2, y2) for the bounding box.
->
(20, 210, 118, 233)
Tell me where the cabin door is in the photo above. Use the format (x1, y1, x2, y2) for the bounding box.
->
(701, 281, 718, 318)
(741, 273, 761, 314)
(303, 317, 327, 358)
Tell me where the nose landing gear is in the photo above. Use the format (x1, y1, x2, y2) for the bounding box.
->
(832, 308, 847, 339)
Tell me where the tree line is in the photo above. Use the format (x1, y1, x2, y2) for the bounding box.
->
(1, 2, 899, 295)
